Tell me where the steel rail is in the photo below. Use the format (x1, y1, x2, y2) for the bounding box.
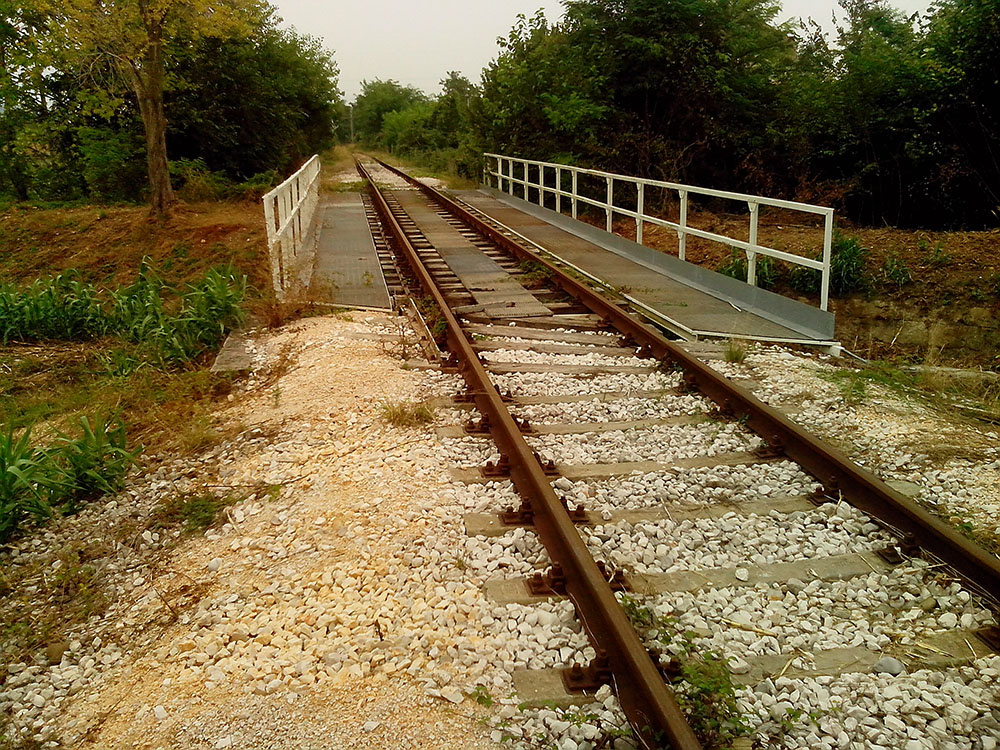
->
(356, 159, 703, 750)
(371, 156, 1000, 602)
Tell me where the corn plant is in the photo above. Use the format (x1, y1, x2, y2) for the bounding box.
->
(0, 260, 247, 366)
(0, 425, 54, 541)
(0, 273, 108, 343)
(49, 416, 139, 515)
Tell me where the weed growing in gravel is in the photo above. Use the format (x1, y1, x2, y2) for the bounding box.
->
(157, 491, 236, 532)
(724, 339, 747, 364)
(380, 400, 435, 427)
(493, 700, 636, 748)
(619, 595, 751, 748)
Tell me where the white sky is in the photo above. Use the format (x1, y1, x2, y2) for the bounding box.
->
(272, 0, 934, 101)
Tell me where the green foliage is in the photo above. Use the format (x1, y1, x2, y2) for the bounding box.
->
(829, 231, 868, 295)
(0, 272, 109, 342)
(167, 27, 341, 180)
(1, 6, 340, 204)
(0, 261, 246, 365)
(77, 125, 147, 202)
(620, 595, 750, 748)
(883, 255, 912, 287)
(351, 79, 428, 146)
(0, 417, 138, 541)
(49, 416, 137, 514)
(0, 425, 54, 541)
(921, 239, 952, 267)
(716, 250, 776, 289)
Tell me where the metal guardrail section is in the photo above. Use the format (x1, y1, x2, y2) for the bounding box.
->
(484, 153, 836, 312)
(357, 159, 703, 750)
(262, 155, 322, 300)
(379, 156, 1000, 607)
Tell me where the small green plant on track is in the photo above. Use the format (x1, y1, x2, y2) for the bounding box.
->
(620, 595, 751, 748)
(517, 260, 553, 289)
(380, 399, 435, 427)
(724, 339, 747, 364)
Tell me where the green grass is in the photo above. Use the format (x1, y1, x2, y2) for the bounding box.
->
(723, 339, 747, 364)
(379, 400, 435, 427)
(619, 595, 750, 748)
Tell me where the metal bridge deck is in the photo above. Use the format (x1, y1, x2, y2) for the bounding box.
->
(310, 193, 392, 309)
(456, 189, 837, 346)
(391, 190, 551, 319)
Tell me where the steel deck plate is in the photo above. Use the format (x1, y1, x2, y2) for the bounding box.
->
(392, 190, 551, 319)
(457, 190, 831, 343)
(310, 193, 392, 309)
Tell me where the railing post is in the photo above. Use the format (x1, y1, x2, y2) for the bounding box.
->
(747, 201, 759, 287)
(571, 170, 578, 219)
(523, 162, 529, 201)
(821, 211, 833, 311)
(606, 176, 614, 233)
(507, 159, 514, 195)
(636, 183, 645, 245)
(539, 164, 545, 207)
(556, 167, 562, 214)
(678, 190, 688, 261)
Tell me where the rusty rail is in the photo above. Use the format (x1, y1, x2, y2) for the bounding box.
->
(357, 159, 703, 749)
(370, 156, 1000, 603)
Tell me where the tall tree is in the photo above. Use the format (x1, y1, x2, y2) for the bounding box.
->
(351, 79, 427, 145)
(40, 0, 270, 217)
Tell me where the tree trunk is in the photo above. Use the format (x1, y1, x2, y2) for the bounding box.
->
(127, 21, 175, 218)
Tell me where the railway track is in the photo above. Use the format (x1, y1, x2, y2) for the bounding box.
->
(356, 157, 1000, 749)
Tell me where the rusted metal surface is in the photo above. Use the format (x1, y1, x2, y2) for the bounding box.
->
(372, 157, 1000, 603)
(358, 159, 703, 750)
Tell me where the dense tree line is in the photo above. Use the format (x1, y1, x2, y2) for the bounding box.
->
(353, 0, 998, 229)
(0, 1, 341, 214)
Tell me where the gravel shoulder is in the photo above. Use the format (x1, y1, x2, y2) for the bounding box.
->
(3, 313, 497, 750)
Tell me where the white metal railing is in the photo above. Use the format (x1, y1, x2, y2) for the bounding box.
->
(484, 153, 834, 311)
(262, 154, 322, 299)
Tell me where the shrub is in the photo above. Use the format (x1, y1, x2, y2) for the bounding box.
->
(883, 255, 912, 287)
(829, 231, 868, 294)
(717, 250, 776, 289)
(169, 158, 229, 201)
(788, 231, 868, 296)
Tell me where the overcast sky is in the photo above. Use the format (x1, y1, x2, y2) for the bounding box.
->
(272, 0, 934, 101)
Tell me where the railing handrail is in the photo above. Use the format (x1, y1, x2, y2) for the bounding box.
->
(483, 153, 834, 311)
(262, 155, 322, 299)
